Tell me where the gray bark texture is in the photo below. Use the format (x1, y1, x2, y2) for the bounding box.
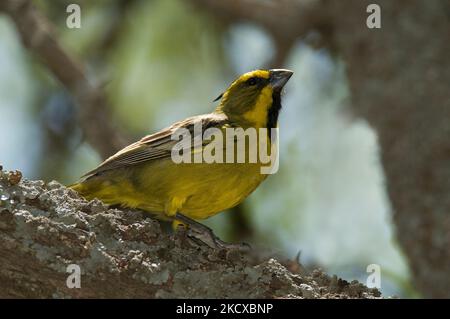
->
(0, 169, 381, 298)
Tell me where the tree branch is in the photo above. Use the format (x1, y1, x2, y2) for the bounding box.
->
(0, 0, 128, 159)
(189, 0, 331, 66)
(191, 0, 327, 37)
(0, 168, 381, 298)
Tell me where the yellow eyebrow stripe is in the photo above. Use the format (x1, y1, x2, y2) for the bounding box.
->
(237, 70, 270, 82)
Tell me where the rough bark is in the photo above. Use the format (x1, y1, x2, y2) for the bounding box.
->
(190, 0, 450, 299)
(0, 169, 380, 298)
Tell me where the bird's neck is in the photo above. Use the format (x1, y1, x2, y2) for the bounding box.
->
(215, 88, 281, 129)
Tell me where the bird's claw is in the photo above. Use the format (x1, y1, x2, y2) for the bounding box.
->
(175, 212, 250, 251)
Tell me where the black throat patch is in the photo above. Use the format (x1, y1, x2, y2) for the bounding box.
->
(267, 91, 282, 129)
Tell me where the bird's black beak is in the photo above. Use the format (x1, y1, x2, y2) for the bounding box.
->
(269, 69, 293, 91)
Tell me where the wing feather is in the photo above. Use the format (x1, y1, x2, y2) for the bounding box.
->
(81, 113, 227, 179)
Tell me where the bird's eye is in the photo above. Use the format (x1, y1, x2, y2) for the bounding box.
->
(247, 77, 258, 86)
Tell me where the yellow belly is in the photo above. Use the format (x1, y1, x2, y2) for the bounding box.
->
(75, 159, 267, 220)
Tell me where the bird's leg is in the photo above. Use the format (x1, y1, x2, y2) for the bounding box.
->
(174, 213, 250, 251)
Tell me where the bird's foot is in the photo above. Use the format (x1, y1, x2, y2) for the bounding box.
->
(175, 213, 250, 251)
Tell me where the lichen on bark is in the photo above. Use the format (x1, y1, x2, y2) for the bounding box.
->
(0, 168, 380, 298)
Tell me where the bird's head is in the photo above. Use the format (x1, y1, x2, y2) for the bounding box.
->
(215, 69, 293, 128)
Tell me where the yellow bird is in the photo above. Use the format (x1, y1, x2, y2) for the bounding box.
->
(71, 69, 293, 248)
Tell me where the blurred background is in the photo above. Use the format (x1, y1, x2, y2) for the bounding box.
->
(1, 0, 449, 298)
